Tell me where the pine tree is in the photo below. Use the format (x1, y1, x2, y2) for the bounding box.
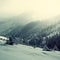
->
(53, 45, 59, 51)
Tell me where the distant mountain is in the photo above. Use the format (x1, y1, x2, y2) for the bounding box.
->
(0, 13, 33, 36)
(0, 14, 60, 39)
(15, 17, 60, 51)
(18, 17, 60, 39)
(1, 15, 60, 50)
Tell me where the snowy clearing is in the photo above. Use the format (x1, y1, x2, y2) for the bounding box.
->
(0, 44, 60, 60)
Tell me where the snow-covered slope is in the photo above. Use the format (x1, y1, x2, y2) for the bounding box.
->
(0, 44, 60, 60)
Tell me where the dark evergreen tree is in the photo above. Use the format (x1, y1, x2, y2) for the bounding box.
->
(6, 36, 14, 45)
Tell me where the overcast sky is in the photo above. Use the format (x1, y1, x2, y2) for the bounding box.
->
(0, 0, 60, 19)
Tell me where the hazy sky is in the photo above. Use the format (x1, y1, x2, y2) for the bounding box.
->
(0, 0, 60, 19)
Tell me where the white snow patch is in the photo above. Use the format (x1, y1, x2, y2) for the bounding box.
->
(0, 36, 9, 44)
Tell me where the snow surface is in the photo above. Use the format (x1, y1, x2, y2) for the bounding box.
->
(0, 44, 60, 60)
(0, 36, 9, 44)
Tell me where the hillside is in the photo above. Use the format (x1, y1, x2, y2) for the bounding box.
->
(0, 13, 32, 36)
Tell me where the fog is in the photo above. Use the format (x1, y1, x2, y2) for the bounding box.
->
(0, 0, 60, 20)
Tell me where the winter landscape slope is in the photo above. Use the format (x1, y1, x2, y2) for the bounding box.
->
(0, 44, 60, 60)
(0, 14, 32, 36)
(0, 15, 60, 60)
(0, 15, 60, 38)
(19, 17, 60, 38)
